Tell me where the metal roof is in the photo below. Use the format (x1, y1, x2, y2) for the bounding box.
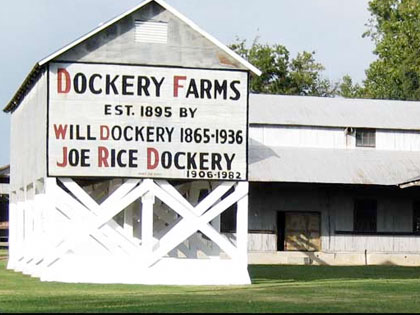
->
(4, 0, 261, 113)
(0, 165, 9, 177)
(249, 144, 420, 186)
(249, 94, 420, 130)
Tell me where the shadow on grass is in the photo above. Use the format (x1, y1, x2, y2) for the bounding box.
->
(249, 264, 420, 285)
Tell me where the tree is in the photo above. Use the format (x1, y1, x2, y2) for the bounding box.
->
(230, 39, 336, 97)
(339, 75, 365, 98)
(361, 0, 420, 100)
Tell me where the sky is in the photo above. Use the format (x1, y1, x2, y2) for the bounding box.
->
(0, 0, 376, 166)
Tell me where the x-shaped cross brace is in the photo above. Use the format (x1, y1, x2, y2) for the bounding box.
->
(146, 180, 248, 267)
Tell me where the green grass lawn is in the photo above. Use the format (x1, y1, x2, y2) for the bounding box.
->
(1, 252, 420, 313)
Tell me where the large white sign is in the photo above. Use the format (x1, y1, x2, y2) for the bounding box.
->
(48, 62, 248, 180)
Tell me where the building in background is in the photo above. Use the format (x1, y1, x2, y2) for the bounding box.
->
(247, 95, 420, 265)
(0, 165, 9, 247)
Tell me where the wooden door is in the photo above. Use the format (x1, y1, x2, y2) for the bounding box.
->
(284, 212, 321, 251)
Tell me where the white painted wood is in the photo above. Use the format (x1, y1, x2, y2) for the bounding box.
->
(48, 63, 248, 180)
(6, 192, 17, 270)
(236, 182, 248, 265)
(10, 72, 47, 192)
(141, 183, 155, 254)
(40, 180, 148, 269)
(124, 207, 134, 238)
(250, 125, 420, 152)
(0, 183, 9, 194)
(9, 176, 250, 284)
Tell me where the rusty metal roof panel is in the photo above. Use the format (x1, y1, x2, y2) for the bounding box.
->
(249, 144, 420, 185)
(249, 94, 420, 130)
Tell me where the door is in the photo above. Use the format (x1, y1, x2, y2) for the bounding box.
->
(283, 212, 321, 251)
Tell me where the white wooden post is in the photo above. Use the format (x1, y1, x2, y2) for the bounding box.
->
(236, 181, 249, 267)
(15, 187, 27, 272)
(141, 179, 155, 254)
(11, 177, 251, 285)
(124, 207, 134, 238)
(6, 192, 16, 270)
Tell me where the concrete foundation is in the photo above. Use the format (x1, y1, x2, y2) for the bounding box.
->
(248, 251, 420, 266)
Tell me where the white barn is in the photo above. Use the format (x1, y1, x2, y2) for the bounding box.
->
(4, 0, 420, 287)
(3, 0, 259, 285)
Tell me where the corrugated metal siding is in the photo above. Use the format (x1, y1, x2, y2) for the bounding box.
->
(134, 20, 168, 44)
(248, 144, 420, 185)
(249, 125, 420, 152)
(249, 94, 420, 130)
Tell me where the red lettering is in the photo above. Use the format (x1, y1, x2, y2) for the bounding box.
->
(53, 124, 68, 139)
(173, 76, 187, 97)
(100, 125, 110, 140)
(57, 68, 71, 94)
(147, 147, 159, 169)
(57, 146, 68, 167)
(98, 146, 109, 167)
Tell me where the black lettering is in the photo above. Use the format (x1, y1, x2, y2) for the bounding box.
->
(137, 76, 150, 96)
(174, 152, 185, 169)
(128, 150, 138, 167)
(200, 79, 212, 99)
(186, 79, 199, 98)
(156, 127, 164, 142)
(87, 125, 96, 140)
(136, 127, 145, 142)
(229, 80, 241, 101)
(111, 149, 116, 167)
(106, 75, 119, 95)
(89, 74, 102, 94)
(74, 73, 87, 94)
(117, 150, 127, 167)
(187, 152, 197, 169)
(151, 77, 165, 97)
(81, 149, 90, 167)
(199, 153, 209, 170)
(214, 80, 228, 100)
(111, 126, 122, 140)
(104, 104, 112, 115)
(75, 125, 85, 140)
(211, 153, 222, 170)
(224, 153, 235, 170)
(162, 151, 172, 169)
(115, 105, 123, 115)
(68, 149, 79, 166)
(123, 126, 133, 141)
(146, 127, 154, 142)
(122, 75, 134, 95)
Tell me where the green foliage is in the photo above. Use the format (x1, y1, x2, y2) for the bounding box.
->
(361, 0, 420, 100)
(230, 39, 336, 97)
(2, 260, 420, 313)
(339, 75, 365, 98)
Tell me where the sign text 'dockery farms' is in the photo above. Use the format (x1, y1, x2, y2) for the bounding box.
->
(48, 62, 248, 180)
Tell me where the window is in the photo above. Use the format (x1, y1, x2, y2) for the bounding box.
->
(413, 202, 420, 233)
(356, 128, 376, 147)
(354, 199, 377, 233)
